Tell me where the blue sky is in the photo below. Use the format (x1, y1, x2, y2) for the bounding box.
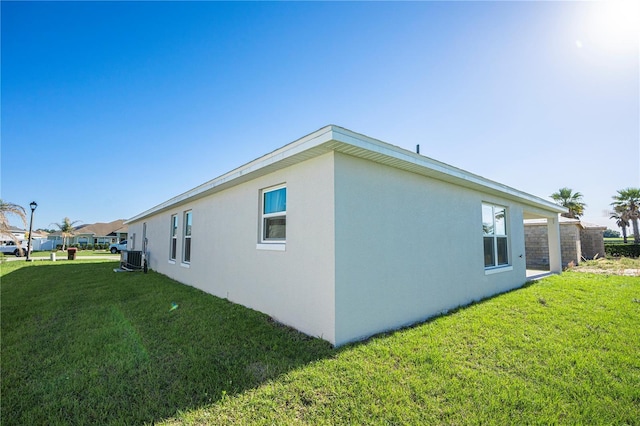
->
(2, 1, 638, 231)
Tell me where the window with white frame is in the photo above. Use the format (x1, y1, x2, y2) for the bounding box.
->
(482, 203, 509, 268)
(183, 210, 192, 263)
(170, 214, 178, 261)
(143, 223, 147, 253)
(261, 185, 286, 243)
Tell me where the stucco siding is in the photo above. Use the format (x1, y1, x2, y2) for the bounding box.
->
(333, 153, 527, 346)
(129, 152, 337, 344)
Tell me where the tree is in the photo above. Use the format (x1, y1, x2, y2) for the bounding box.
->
(611, 188, 640, 244)
(51, 217, 81, 250)
(550, 187, 586, 219)
(610, 206, 630, 243)
(36, 228, 56, 234)
(0, 200, 27, 255)
(603, 228, 620, 238)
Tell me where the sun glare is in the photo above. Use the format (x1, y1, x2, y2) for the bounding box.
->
(588, 0, 640, 50)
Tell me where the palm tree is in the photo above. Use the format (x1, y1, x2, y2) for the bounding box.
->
(610, 206, 631, 243)
(611, 188, 640, 244)
(0, 200, 27, 255)
(51, 217, 81, 250)
(550, 187, 586, 219)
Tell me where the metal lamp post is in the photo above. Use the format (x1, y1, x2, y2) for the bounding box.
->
(26, 201, 37, 261)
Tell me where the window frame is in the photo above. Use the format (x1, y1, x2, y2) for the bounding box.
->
(182, 210, 192, 264)
(169, 214, 178, 261)
(482, 203, 510, 270)
(259, 184, 287, 246)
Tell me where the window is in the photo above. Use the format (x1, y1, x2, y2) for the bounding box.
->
(143, 223, 147, 253)
(261, 185, 286, 243)
(170, 215, 178, 261)
(183, 210, 192, 263)
(482, 203, 509, 268)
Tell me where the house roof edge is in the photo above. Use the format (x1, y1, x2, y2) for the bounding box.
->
(127, 125, 566, 223)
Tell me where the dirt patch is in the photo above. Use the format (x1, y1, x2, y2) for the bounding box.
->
(571, 267, 640, 276)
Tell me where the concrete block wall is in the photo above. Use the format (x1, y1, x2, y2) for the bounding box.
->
(580, 228, 605, 260)
(524, 224, 550, 269)
(525, 222, 582, 269)
(560, 225, 581, 266)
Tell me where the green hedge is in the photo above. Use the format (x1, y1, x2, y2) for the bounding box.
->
(604, 244, 640, 258)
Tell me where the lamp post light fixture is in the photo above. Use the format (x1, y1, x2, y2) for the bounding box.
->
(26, 201, 37, 262)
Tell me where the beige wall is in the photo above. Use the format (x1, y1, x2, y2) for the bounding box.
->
(130, 150, 547, 347)
(333, 153, 528, 346)
(129, 152, 337, 343)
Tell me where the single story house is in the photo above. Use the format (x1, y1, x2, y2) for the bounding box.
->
(524, 218, 606, 269)
(127, 125, 565, 346)
(48, 220, 128, 247)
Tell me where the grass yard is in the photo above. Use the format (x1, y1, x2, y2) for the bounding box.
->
(0, 250, 118, 262)
(576, 256, 640, 271)
(2, 261, 639, 425)
(605, 237, 638, 244)
(29, 250, 118, 258)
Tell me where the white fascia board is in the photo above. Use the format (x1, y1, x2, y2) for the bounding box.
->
(126, 126, 335, 223)
(329, 126, 566, 215)
(127, 124, 565, 223)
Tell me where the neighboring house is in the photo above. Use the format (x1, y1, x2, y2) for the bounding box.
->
(524, 218, 606, 269)
(126, 125, 565, 347)
(48, 220, 128, 247)
(1, 228, 53, 251)
(0, 227, 26, 243)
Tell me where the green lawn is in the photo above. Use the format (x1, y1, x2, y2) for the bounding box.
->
(605, 237, 637, 244)
(2, 261, 638, 425)
(0, 250, 118, 261)
(29, 249, 118, 258)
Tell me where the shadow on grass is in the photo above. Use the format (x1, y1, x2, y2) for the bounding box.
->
(1, 262, 335, 425)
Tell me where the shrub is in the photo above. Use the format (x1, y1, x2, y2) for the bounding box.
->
(86, 244, 94, 251)
(605, 244, 640, 258)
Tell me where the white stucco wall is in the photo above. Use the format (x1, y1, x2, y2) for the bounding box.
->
(128, 152, 337, 343)
(333, 153, 528, 346)
(128, 146, 544, 347)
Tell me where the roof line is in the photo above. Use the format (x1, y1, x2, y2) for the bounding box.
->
(127, 125, 565, 223)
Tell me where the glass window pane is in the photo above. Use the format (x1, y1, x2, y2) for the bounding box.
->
(184, 238, 191, 262)
(497, 237, 508, 265)
(482, 204, 494, 235)
(264, 188, 286, 214)
(185, 212, 192, 236)
(171, 216, 178, 237)
(171, 239, 177, 260)
(484, 237, 495, 267)
(264, 216, 286, 240)
(494, 207, 506, 235)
